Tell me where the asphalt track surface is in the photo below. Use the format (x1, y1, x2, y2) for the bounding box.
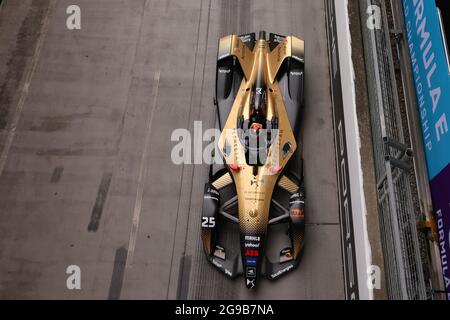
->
(0, 0, 344, 299)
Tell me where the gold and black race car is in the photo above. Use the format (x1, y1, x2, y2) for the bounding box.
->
(202, 31, 305, 289)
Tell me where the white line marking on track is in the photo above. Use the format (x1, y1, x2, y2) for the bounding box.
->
(125, 70, 161, 269)
(0, 0, 56, 177)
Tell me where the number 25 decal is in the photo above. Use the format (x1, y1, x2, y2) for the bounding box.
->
(202, 217, 215, 228)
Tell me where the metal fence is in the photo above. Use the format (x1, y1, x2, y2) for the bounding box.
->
(359, 0, 426, 299)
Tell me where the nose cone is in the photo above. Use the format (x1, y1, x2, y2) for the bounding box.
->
(242, 234, 262, 289)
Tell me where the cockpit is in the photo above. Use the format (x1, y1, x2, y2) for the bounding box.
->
(237, 86, 278, 167)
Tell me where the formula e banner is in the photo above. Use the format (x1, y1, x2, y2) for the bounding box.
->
(430, 164, 450, 299)
(403, 0, 450, 299)
(403, 0, 450, 180)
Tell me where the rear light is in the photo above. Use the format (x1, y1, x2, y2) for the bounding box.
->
(269, 165, 283, 174)
(229, 164, 242, 172)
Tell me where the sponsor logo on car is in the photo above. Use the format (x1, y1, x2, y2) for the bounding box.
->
(270, 264, 294, 279)
(246, 267, 256, 278)
(246, 278, 256, 288)
(280, 248, 294, 263)
(240, 34, 252, 43)
(246, 257, 258, 267)
(290, 208, 304, 219)
(273, 34, 285, 43)
(248, 210, 258, 218)
(245, 249, 259, 257)
(290, 71, 303, 76)
(245, 235, 260, 241)
(244, 242, 260, 248)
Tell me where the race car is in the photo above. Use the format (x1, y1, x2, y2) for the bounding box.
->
(202, 31, 305, 289)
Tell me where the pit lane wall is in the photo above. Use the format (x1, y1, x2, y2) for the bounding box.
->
(402, 0, 450, 299)
(326, 0, 377, 300)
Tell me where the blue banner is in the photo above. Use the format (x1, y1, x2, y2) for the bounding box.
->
(403, 0, 450, 180)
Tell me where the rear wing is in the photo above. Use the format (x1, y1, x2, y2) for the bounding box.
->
(217, 33, 305, 83)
